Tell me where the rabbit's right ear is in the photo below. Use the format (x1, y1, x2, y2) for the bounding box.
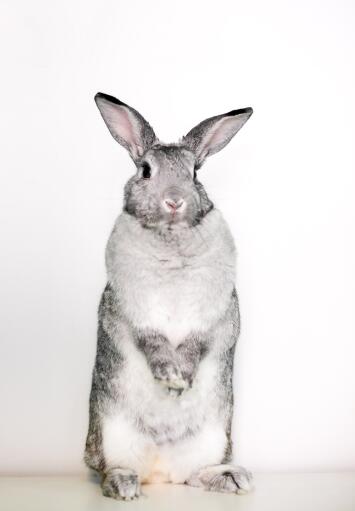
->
(94, 93, 157, 162)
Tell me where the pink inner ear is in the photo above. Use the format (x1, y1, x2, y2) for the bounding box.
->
(199, 117, 241, 158)
(115, 107, 143, 155)
(100, 101, 143, 158)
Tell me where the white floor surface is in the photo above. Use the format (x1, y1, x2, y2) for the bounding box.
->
(0, 473, 354, 511)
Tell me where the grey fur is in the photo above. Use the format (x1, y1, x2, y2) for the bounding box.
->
(84, 283, 122, 472)
(85, 94, 253, 499)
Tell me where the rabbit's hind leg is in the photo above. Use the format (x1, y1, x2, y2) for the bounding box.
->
(102, 467, 140, 500)
(186, 464, 253, 495)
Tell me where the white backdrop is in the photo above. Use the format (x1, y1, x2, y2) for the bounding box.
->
(1, 0, 354, 474)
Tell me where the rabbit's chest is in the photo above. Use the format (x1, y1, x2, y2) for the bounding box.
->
(122, 257, 233, 346)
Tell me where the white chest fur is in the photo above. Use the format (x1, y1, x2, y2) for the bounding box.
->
(106, 210, 236, 345)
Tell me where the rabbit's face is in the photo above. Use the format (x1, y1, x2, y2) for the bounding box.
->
(124, 145, 213, 227)
(94, 93, 252, 227)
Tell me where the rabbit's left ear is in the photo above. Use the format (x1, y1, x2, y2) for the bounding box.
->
(183, 107, 253, 168)
(95, 93, 157, 161)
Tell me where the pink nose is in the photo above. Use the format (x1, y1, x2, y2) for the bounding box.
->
(165, 199, 184, 210)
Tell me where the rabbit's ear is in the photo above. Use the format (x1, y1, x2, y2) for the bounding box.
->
(183, 107, 253, 168)
(94, 93, 157, 161)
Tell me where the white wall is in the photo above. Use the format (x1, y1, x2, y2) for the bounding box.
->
(1, 0, 354, 474)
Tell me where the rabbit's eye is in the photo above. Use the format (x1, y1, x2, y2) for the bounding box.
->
(141, 162, 151, 179)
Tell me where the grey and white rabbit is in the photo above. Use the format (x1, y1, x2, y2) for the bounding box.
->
(84, 93, 253, 500)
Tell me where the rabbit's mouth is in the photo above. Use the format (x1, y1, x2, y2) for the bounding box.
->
(165, 212, 185, 225)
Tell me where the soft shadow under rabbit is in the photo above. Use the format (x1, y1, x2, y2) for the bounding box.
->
(84, 93, 253, 500)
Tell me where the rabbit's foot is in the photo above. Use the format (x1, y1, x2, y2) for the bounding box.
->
(152, 360, 189, 392)
(186, 464, 253, 495)
(102, 468, 140, 500)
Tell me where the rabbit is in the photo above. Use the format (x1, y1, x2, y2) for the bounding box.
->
(84, 92, 253, 500)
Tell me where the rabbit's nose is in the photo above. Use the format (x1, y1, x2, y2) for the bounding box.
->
(164, 198, 184, 211)
(164, 197, 184, 213)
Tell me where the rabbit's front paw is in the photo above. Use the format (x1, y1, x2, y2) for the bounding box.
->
(152, 360, 189, 392)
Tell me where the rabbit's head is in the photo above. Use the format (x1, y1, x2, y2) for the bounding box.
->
(95, 93, 252, 228)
